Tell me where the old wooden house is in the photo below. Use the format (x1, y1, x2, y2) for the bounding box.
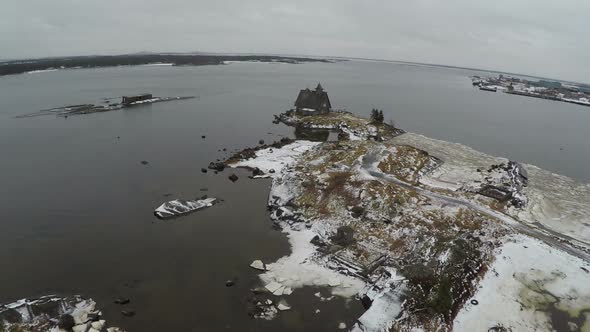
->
(295, 83, 332, 115)
(122, 94, 153, 106)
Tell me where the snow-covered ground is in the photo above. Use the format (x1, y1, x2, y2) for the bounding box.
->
(518, 165, 590, 245)
(232, 128, 590, 330)
(454, 235, 590, 331)
(392, 133, 590, 245)
(231, 140, 321, 176)
(259, 227, 366, 297)
(232, 140, 364, 296)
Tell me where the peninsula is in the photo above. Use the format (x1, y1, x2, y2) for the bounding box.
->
(228, 84, 590, 331)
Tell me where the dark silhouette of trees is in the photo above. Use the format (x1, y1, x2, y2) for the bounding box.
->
(371, 108, 384, 124)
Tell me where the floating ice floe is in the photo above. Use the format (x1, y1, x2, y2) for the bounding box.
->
(277, 300, 291, 311)
(154, 197, 216, 219)
(250, 260, 266, 271)
(265, 281, 283, 293)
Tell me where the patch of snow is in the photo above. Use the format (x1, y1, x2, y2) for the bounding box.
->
(328, 277, 341, 287)
(393, 132, 590, 245)
(231, 140, 321, 177)
(355, 290, 402, 332)
(454, 235, 590, 331)
(353, 268, 405, 332)
(141, 63, 174, 66)
(259, 227, 365, 298)
(26, 69, 59, 74)
(516, 164, 590, 244)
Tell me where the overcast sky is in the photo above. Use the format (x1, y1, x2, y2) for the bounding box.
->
(1, 0, 588, 82)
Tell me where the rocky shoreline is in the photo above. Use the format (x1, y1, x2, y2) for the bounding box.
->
(0, 296, 124, 332)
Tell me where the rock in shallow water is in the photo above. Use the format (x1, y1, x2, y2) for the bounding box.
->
(121, 310, 135, 317)
(228, 173, 239, 182)
(114, 298, 130, 305)
(154, 197, 216, 219)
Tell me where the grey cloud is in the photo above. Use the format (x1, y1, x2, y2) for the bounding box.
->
(1, 0, 588, 81)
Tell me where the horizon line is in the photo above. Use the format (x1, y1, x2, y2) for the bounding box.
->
(1, 51, 586, 86)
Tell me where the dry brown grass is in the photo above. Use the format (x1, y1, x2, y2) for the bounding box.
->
(378, 145, 433, 184)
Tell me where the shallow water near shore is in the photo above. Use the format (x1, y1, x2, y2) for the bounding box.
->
(1, 61, 589, 331)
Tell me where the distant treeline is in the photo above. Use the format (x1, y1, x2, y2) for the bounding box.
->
(0, 54, 332, 76)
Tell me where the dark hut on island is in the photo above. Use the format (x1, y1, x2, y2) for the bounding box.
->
(122, 94, 153, 106)
(295, 83, 332, 115)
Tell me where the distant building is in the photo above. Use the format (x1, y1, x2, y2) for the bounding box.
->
(294, 83, 332, 115)
(122, 94, 153, 106)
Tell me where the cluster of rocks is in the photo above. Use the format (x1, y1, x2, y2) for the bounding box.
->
(246, 260, 293, 319)
(0, 296, 124, 332)
(205, 138, 291, 183)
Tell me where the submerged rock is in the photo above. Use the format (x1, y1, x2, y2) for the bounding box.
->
(121, 310, 135, 317)
(154, 198, 216, 219)
(228, 174, 239, 182)
(114, 298, 130, 305)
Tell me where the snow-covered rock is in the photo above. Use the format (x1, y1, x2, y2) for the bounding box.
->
(154, 197, 216, 219)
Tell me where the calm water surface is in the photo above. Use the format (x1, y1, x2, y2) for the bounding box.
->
(0, 61, 589, 331)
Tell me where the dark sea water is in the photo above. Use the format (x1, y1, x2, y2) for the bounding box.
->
(0, 61, 589, 331)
